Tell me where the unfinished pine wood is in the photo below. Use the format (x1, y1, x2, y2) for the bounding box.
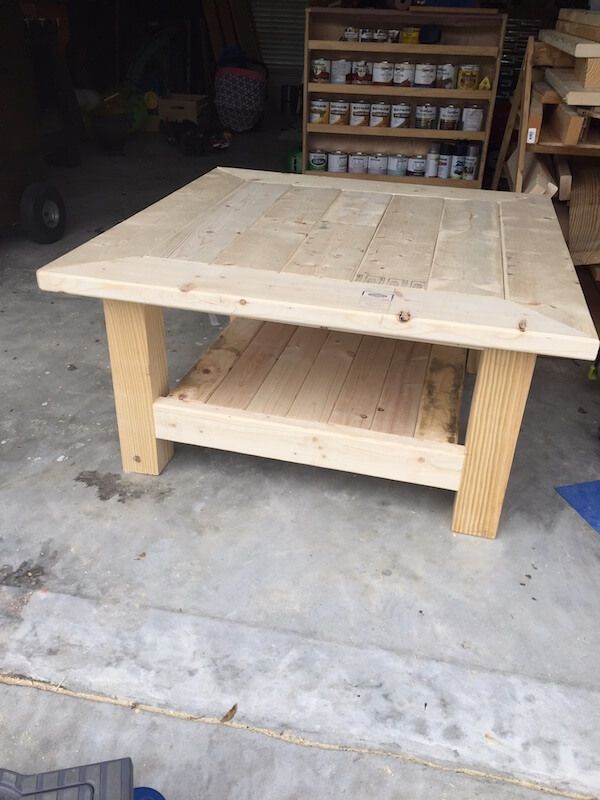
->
(103, 300, 174, 474)
(415, 346, 466, 444)
(556, 19, 600, 45)
(547, 103, 585, 145)
(545, 68, 600, 105)
(574, 57, 600, 89)
(329, 336, 396, 429)
(569, 161, 600, 266)
(532, 40, 574, 68)
(539, 29, 600, 59)
(371, 341, 430, 436)
(452, 349, 536, 538)
(516, 37, 535, 192)
(559, 9, 600, 29)
(532, 80, 561, 104)
(554, 156, 572, 201)
(528, 93, 543, 144)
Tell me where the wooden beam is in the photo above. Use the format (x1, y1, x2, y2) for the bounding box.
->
(532, 40, 574, 68)
(532, 80, 561, 104)
(574, 57, 600, 89)
(559, 9, 600, 29)
(539, 29, 600, 59)
(556, 19, 600, 45)
(528, 93, 543, 144)
(103, 300, 174, 474)
(547, 103, 585, 145)
(569, 161, 600, 266)
(452, 349, 536, 539)
(491, 49, 526, 191)
(553, 156, 572, 201)
(515, 37, 535, 192)
(545, 68, 600, 105)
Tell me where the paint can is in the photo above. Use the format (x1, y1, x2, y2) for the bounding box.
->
(309, 98, 329, 124)
(435, 63, 456, 89)
(308, 149, 327, 171)
(374, 29, 389, 43)
(329, 99, 350, 125)
(400, 27, 420, 43)
(425, 143, 440, 178)
(359, 28, 374, 42)
(367, 153, 388, 175)
(437, 143, 453, 179)
(351, 61, 373, 84)
(342, 27, 359, 42)
(461, 104, 484, 132)
(393, 61, 415, 87)
(331, 59, 352, 84)
(310, 58, 331, 83)
(415, 103, 437, 129)
(388, 29, 400, 43)
(372, 61, 394, 85)
(457, 64, 481, 90)
(414, 62, 436, 88)
(450, 142, 467, 178)
(369, 101, 391, 127)
(390, 102, 412, 128)
(407, 154, 426, 177)
(348, 152, 369, 174)
(328, 150, 348, 173)
(438, 104, 460, 131)
(387, 153, 408, 176)
(463, 143, 480, 181)
(350, 100, 371, 126)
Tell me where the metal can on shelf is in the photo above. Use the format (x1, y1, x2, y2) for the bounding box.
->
(435, 63, 456, 89)
(461, 104, 484, 132)
(369, 101, 391, 127)
(438, 104, 460, 130)
(415, 103, 437, 129)
(414, 62, 436, 88)
(368, 153, 388, 175)
(463, 143, 480, 181)
(348, 152, 369, 174)
(374, 29, 388, 42)
(387, 153, 408, 176)
(328, 150, 348, 173)
(350, 99, 371, 126)
(390, 102, 412, 128)
(450, 142, 467, 178)
(359, 28, 374, 42)
(331, 59, 352, 84)
(437, 143, 453, 179)
(372, 61, 394, 85)
(351, 60, 373, 84)
(343, 27, 359, 42)
(310, 58, 331, 83)
(457, 64, 481, 90)
(329, 99, 350, 125)
(407, 153, 427, 177)
(388, 29, 400, 43)
(308, 149, 327, 171)
(401, 27, 420, 43)
(309, 98, 329, 124)
(393, 61, 415, 87)
(425, 143, 440, 177)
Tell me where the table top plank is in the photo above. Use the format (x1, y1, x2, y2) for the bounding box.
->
(37, 167, 598, 359)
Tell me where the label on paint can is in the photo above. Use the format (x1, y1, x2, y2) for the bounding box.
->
(350, 100, 371, 126)
(343, 27, 359, 42)
(457, 64, 480, 90)
(328, 151, 348, 173)
(415, 103, 437, 129)
(351, 61, 373, 84)
(372, 61, 394, 84)
(329, 99, 350, 125)
(309, 99, 329, 124)
(359, 28, 374, 42)
(414, 63, 436, 87)
(450, 154, 465, 179)
(407, 155, 426, 176)
(435, 63, 456, 89)
(369, 102, 391, 127)
(425, 152, 439, 178)
(373, 29, 388, 42)
(310, 58, 331, 82)
(438, 104, 460, 131)
(331, 59, 351, 84)
(437, 154, 451, 179)
(463, 154, 479, 181)
(461, 105, 484, 132)
(387, 154, 408, 176)
(348, 152, 368, 174)
(308, 150, 327, 171)
(390, 103, 411, 128)
(367, 153, 388, 175)
(393, 62, 415, 87)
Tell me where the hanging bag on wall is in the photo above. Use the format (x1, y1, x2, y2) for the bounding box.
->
(214, 62, 267, 132)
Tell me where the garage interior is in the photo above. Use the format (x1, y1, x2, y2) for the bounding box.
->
(1, 1, 600, 798)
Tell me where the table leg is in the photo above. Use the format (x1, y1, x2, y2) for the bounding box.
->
(452, 348, 536, 538)
(103, 300, 174, 475)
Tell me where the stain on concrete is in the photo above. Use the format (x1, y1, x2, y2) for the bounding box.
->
(0, 560, 46, 588)
(75, 471, 172, 503)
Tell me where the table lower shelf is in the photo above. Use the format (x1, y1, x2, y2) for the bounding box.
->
(154, 320, 466, 491)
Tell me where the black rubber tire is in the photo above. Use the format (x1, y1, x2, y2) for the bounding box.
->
(19, 182, 66, 243)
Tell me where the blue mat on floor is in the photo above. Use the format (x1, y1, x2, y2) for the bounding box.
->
(556, 480, 600, 534)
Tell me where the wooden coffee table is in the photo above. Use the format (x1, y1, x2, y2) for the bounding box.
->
(37, 168, 598, 538)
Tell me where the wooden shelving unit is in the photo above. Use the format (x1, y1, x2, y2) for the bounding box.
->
(303, 7, 506, 188)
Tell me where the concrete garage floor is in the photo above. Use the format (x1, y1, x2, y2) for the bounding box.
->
(1, 127, 600, 799)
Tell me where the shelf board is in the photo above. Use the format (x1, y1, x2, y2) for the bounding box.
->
(308, 39, 498, 57)
(307, 82, 492, 100)
(530, 129, 600, 156)
(307, 123, 486, 140)
(303, 169, 480, 188)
